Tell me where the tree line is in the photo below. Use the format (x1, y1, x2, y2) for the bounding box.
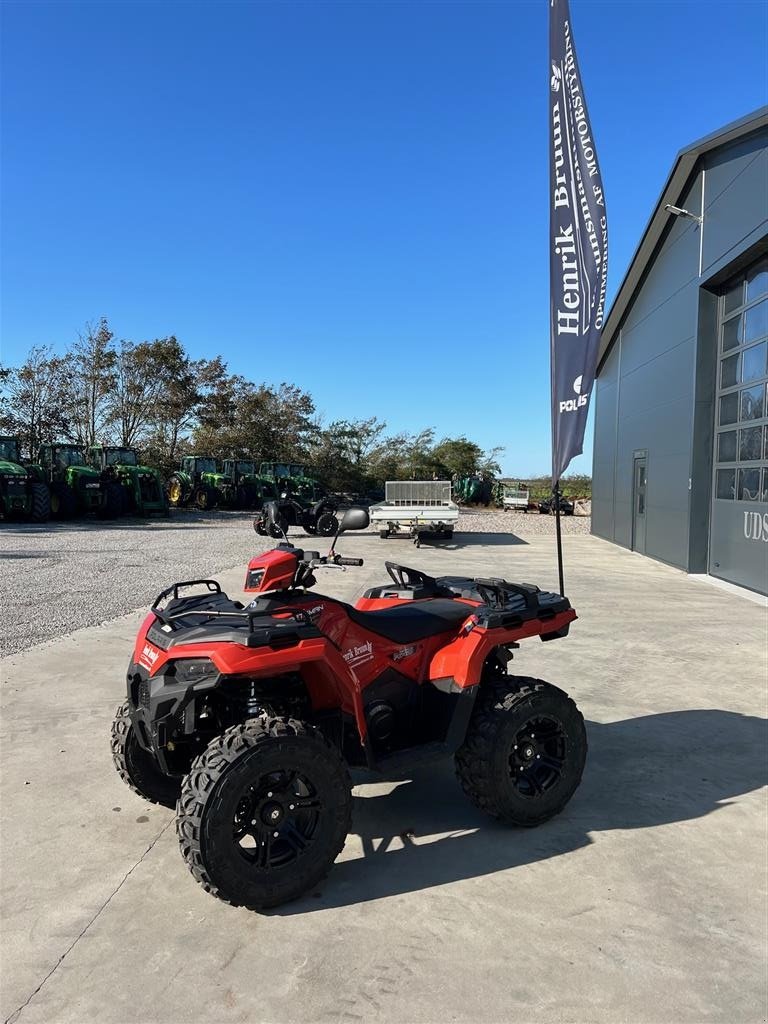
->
(0, 319, 505, 493)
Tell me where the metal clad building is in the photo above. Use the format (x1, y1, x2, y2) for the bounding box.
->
(592, 108, 768, 595)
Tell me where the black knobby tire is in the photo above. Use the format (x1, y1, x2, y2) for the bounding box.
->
(254, 515, 268, 536)
(50, 484, 76, 520)
(100, 482, 124, 519)
(316, 511, 338, 537)
(268, 514, 287, 539)
(30, 483, 50, 523)
(455, 675, 587, 827)
(236, 485, 255, 510)
(194, 485, 216, 511)
(110, 700, 181, 808)
(176, 718, 352, 909)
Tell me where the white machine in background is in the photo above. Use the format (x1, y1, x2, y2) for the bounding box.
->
(368, 481, 459, 546)
(502, 483, 531, 512)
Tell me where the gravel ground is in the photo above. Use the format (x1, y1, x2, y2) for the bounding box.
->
(0, 507, 590, 657)
(454, 507, 591, 536)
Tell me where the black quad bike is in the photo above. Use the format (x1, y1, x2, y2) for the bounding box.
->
(538, 495, 574, 516)
(253, 495, 339, 538)
(111, 504, 587, 910)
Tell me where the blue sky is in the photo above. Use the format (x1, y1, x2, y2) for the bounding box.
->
(2, 0, 766, 477)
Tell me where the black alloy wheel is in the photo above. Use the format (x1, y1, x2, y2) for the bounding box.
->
(177, 718, 352, 909)
(315, 511, 338, 537)
(231, 768, 323, 870)
(508, 714, 567, 798)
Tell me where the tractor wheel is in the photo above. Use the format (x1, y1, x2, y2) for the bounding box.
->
(50, 484, 76, 521)
(100, 482, 124, 520)
(30, 483, 50, 523)
(253, 515, 268, 536)
(176, 718, 352, 909)
(110, 700, 181, 808)
(316, 512, 338, 537)
(455, 675, 586, 827)
(167, 476, 185, 507)
(235, 485, 251, 510)
(194, 485, 216, 511)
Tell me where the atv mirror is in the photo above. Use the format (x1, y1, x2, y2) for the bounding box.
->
(338, 507, 370, 533)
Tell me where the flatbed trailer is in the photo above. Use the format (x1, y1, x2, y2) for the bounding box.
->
(502, 484, 532, 512)
(368, 481, 459, 546)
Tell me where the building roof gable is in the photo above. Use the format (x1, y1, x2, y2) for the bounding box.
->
(598, 106, 768, 371)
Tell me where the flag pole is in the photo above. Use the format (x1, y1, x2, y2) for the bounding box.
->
(548, 0, 608, 599)
(554, 481, 565, 595)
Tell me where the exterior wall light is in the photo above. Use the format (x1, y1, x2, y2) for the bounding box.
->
(664, 203, 703, 224)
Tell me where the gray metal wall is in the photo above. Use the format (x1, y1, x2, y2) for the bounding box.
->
(592, 128, 768, 591)
(592, 175, 703, 570)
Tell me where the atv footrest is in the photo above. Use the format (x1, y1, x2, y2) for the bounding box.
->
(371, 741, 455, 775)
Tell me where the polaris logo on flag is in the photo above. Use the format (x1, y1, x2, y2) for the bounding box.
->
(559, 375, 589, 413)
(549, 0, 608, 483)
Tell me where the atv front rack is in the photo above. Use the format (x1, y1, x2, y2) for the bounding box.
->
(149, 581, 319, 648)
(151, 579, 222, 609)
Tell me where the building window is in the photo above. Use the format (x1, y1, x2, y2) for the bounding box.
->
(714, 257, 768, 501)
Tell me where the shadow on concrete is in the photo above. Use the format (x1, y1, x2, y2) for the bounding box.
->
(342, 531, 528, 549)
(449, 531, 528, 547)
(274, 709, 767, 914)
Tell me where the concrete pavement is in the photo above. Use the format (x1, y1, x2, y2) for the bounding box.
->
(1, 526, 766, 1023)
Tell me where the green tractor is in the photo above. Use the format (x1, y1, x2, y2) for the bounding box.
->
(166, 456, 233, 511)
(259, 461, 323, 501)
(220, 460, 280, 509)
(89, 445, 169, 517)
(35, 443, 123, 520)
(0, 436, 50, 523)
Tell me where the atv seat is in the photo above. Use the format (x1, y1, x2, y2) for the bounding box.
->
(346, 599, 471, 644)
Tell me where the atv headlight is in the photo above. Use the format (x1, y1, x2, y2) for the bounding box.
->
(246, 568, 265, 589)
(170, 658, 218, 684)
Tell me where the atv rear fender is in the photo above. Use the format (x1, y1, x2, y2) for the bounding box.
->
(427, 608, 577, 688)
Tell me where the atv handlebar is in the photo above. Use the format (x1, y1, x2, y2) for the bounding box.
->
(308, 554, 364, 569)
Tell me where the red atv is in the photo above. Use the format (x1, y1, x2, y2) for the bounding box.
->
(111, 506, 587, 909)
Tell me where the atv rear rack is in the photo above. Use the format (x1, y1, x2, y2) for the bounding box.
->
(383, 561, 544, 610)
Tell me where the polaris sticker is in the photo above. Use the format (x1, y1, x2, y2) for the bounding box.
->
(392, 644, 418, 662)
